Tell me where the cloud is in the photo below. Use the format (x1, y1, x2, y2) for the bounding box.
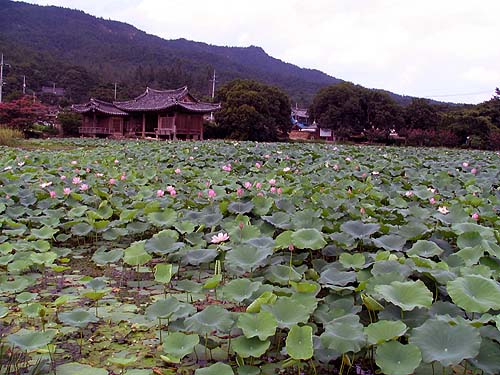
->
(23, 0, 500, 103)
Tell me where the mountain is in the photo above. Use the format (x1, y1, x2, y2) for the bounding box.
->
(0, 0, 347, 104)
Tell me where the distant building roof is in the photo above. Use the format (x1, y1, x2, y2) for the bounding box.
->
(41, 86, 66, 96)
(291, 107, 309, 119)
(72, 98, 128, 116)
(114, 86, 220, 113)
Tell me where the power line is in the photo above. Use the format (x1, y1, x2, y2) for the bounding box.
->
(421, 90, 494, 98)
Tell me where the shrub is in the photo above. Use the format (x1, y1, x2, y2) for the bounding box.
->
(58, 111, 82, 136)
(0, 126, 24, 146)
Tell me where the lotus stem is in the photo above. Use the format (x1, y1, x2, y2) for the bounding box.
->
(463, 361, 467, 374)
(158, 318, 162, 342)
(310, 359, 317, 375)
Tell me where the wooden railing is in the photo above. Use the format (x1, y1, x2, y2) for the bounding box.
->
(79, 127, 111, 135)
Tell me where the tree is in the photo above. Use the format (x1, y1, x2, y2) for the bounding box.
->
(214, 80, 291, 141)
(0, 96, 50, 131)
(403, 98, 440, 130)
(58, 111, 82, 136)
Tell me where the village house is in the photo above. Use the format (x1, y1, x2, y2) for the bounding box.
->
(72, 86, 220, 140)
(289, 106, 335, 141)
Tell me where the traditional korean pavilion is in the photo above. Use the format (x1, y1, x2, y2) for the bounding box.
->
(72, 86, 220, 140)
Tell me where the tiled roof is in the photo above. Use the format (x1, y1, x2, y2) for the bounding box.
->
(292, 107, 309, 118)
(72, 99, 128, 116)
(114, 86, 219, 113)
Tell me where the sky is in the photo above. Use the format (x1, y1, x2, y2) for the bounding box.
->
(25, 0, 500, 104)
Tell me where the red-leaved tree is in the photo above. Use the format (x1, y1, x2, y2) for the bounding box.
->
(0, 96, 50, 130)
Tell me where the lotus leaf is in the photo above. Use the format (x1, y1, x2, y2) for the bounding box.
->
(237, 311, 277, 340)
(406, 240, 443, 257)
(375, 280, 433, 311)
(154, 263, 173, 284)
(195, 362, 234, 375)
(71, 223, 93, 236)
(183, 249, 218, 265)
(468, 338, 500, 375)
(262, 297, 310, 329)
(339, 253, 365, 269)
(59, 309, 99, 328)
(147, 209, 177, 227)
(285, 325, 313, 360)
(184, 305, 234, 334)
(375, 341, 422, 375)
(56, 362, 108, 375)
(232, 336, 271, 358)
(162, 332, 199, 361)
(225, 244, 273, 275)
(221, 279, 262, 303)
(228, 200, 254, 214)
(364, 320, 407, 344)
(123, 241, 152, 266)
(92, 249, 124, 265)
(409, 319, 481, 366)
(7, 329, 57, 351)
(340, 220, 379, 238)
(291, 228, 326, 250)
(246, 291, 277, 313)
(447, 275, 500, 313)
(320, 314, 365, 353)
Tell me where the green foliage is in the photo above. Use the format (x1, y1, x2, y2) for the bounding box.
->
(0, 126, 24, 146)
(58, 111, 82, 136)
(215, 80, 291, 141)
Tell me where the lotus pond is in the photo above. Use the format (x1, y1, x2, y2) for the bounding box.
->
(0, 139, 499, 375)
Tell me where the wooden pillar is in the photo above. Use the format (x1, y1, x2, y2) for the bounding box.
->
(142, 113, 146, 138)
(173, 113, 177, 140)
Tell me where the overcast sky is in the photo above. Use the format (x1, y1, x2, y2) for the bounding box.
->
(25, 0, 500, 104)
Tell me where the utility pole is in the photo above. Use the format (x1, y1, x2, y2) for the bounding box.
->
(0, 54, 4, 104)
(23, 75, 26, 95)
(210, 70, 216, 121)
(114, 82, 117, 101)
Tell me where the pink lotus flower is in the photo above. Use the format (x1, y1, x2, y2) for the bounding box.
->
(222, 164, 232, 172)
(236, 188, 244, 197)
(120, 174, 126, 180)
(471, 212, 479, 221)
(462, 162, 469, 168)
(174, 168, 181, 174)
(72, 177, 81, 185)
(49, 191, 56, 198)
(405, 191, 413, 197)
(360, 207, 366, 215)
(63, 188, 71, 195)
(86, 168, 91, 173)
(60, 175, 66, 180)
(345, 157, 352, 162)
(211, 232, 229, 244)
(40, 182, 52, 188)
(438, 206, 449, 214)
(429, 197, 436, 205)
(169, 189, 177, 197)
(114, 159, 119, 164)
(333, 164, 339, 171)
(95, 173, 104, 177)
(270, 187, 277, 193)
(257, 192, 264, 197)
(264, 154, 270, 159)
(471, 168, 477, 174)
(277, 187, 282, 195)
(244, 181, 252, 190)
(208, 189, 216, 198)
(156, 189, 165, 197)
(269, 178, 276, 185)
(189, 156, 194, 160)
(71, 160, 77, 165)
(80, 183, 89, 191)
(109, 178, 116, 185)
(166, 185, 175, 193)
(255, 182, 262, 190)
(197, 191, 203, 198)
(255, 162, 261, 169)
(283, 167, 291, 172)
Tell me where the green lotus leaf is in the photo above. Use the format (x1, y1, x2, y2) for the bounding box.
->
(173, 221, 195, 234)
(7, 329, 57, 351)
(364, 320, 407, 345)
(375, 341, 422, 375)
(339, 253, 366, 269)
(406, 240, 443, 258)
(319, 267, 356, 287)
(320, 314, 366, 353)
(264, 264, 302, 285)
(232, 336, 270, 358)
(68, 206, 88, 218)
(375, 280, 433, 311)
(236, 365, 260, 375)
(109, 355, 137, 367)
(251, 196, 273, 215)
(147, 209, 177, 227)
(119, 209, 139, 222)
(372, 234, 406, 252)
(261, 212, 292, 229)
(291, 228, 326, 250)
(409, 319, 481, 366)
(202, 274, 222, 289)
(123, 241, 151, 267)
(468, 338, 500, 375)
(146, 297, 182, 320)
(56, 362, 108, 375)
(71, 222, 93, 236)
(183, 249, 218, 266)
(262, 297, 310, 329)
(162, 332, 199, 360)
(0, 305, 9, 318)
(274, 230, 294, 249)
(30, 225, 58, 239)
(246, 291, 277, 313)
(225, 244, 273, 275)
(184, 305, 234, 334)
(154, 263, 173, 284)
(195, 362, 234, 375)
(340, 220, 380, 238)
(32, 240, 51, 252)
(228, 200, 254, 214)
(221, 279, 262, 303)
(457, 231, 483, 249)
(237, 311, 277, 340)
(447, 275, 500, 313)
(285, 325, 313, 360)
(0, 277, 33, 293)
(145, 230, 184, 255)
(59, 309, 99, 328)
(92, 249, 124, 265)
(30, 251, 57, 266)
